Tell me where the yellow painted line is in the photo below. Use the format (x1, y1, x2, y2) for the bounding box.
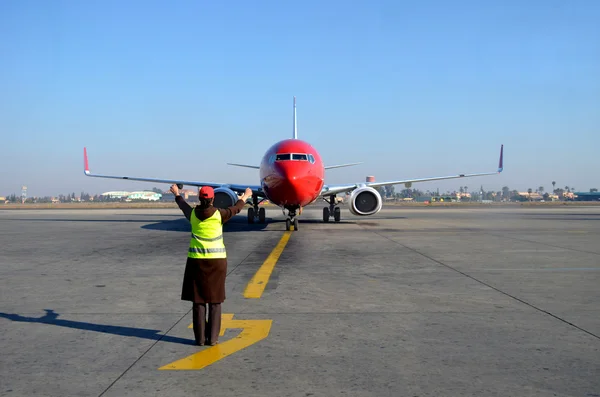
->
(160, 314, 272, 370)
(243, 231, 292, 299)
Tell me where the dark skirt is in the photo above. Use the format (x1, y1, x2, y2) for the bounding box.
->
(181, 257, 227, 303)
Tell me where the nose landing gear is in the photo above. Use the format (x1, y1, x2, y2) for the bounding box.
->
(284, 208, 299, 231)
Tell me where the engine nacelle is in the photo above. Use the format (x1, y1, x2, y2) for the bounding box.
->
(213, 187, 238, 209)
(348, 186, 382, 216)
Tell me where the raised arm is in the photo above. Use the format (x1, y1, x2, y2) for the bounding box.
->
(219, 187, 252, 223)
(170, 184, 193, 221)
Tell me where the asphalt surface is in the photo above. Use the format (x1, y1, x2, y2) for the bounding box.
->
(1, 205, 599, 396)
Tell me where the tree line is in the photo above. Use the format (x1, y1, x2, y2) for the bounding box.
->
(3, 184, 598, 204)
(3, 192, 131, 203)
(372, 184, 599, 202)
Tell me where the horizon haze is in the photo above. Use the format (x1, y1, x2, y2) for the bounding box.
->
(1, 1, 598, 197)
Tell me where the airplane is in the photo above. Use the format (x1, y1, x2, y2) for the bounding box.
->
(83, 97, 504, 231)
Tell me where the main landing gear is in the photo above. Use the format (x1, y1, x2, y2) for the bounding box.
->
(285, 208, 299, 231)
(323, 194, 341, 223)
(247, 195, 266, 224)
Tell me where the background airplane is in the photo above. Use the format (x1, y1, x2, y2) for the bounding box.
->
(84, 97, 504, 231)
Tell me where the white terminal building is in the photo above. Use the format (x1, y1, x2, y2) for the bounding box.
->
(101, 191, 162, 201)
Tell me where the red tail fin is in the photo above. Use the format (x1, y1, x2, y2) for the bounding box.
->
(84, 147, 90, 174)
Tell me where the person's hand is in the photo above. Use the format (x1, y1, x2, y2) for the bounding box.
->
(169, 184, 180, 196)
(238, 188, 252, 202)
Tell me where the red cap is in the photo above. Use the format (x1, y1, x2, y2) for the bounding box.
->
(199, 186, 214, 199)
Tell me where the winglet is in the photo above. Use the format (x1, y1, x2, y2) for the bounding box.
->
(293, 96, 297, 139)
(84, 147, 90, 175)
(498, 144, 504, 173)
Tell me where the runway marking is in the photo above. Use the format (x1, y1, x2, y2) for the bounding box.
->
(159, 314, 272, 370)
(161, 232, 289, 370)
(243, 231, 292, 299)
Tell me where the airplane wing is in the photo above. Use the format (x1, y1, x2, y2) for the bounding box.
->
(320, 145, 504, 197)
(227, 163, 261, 169)
(83, 148, 263, 196)
(324, 162, 363, 170)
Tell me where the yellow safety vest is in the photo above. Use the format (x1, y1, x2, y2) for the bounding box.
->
(188, 209, 226, 259)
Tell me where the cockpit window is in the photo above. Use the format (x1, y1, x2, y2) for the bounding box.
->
(276, 153, 312, 162)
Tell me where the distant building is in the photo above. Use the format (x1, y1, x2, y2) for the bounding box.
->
(180, 189, 198, 200)
(100, 191, 162, 201)
(415, 196, 431, 203)
(455, 192, 471, 201)
(574, 192, 600, 201)
(430, 196, 455, 202)
(127, 191, 162, 201)
(101, 191, 131, 199)
(518, 192, 543, 201)
(562, 192, 576, 200)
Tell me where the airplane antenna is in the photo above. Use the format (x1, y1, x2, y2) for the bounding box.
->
(293, 96, 297, 139)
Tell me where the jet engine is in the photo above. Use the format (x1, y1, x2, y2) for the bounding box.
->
(348, 186, 382, 216)
(213, 187, 238, 209)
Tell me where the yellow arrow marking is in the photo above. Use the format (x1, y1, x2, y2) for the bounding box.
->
(159, 314, 272, 370)
(244, 231, 292, 298)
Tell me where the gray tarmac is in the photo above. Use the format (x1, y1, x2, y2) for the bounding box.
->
(1, 205, 599, 397)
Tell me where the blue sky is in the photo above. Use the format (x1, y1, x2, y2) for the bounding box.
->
(1, 0, 598, 197)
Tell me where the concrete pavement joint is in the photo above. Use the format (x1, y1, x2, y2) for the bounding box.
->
(4, 233, 174, 273)
(3, 208, 599, 395)
(97, 309, 192, 397)
(368, 229, 600, 342)
(413, 215, 600, 256)
(477, 267, 600, 272)
(198, 310, 531, 315)
(97, 239, 260, 390)
(226, 249, 256, 277)
(481, 231, 600, 256)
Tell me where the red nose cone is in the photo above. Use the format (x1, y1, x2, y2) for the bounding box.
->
(269, 162, 321, 207)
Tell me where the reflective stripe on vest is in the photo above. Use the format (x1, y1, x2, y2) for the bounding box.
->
(188, 209, 226, 259)
(188, 247, 227, 254)
(191, 233, 223, 242)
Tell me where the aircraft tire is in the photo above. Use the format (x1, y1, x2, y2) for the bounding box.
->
(334, 207, 341, 222)
(323, 207, 330, 222)
(293, 218, 299, 231)
(248, 207, 255, 224)
(285, 219, 291, 231)
(258, 207, 266, 223)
